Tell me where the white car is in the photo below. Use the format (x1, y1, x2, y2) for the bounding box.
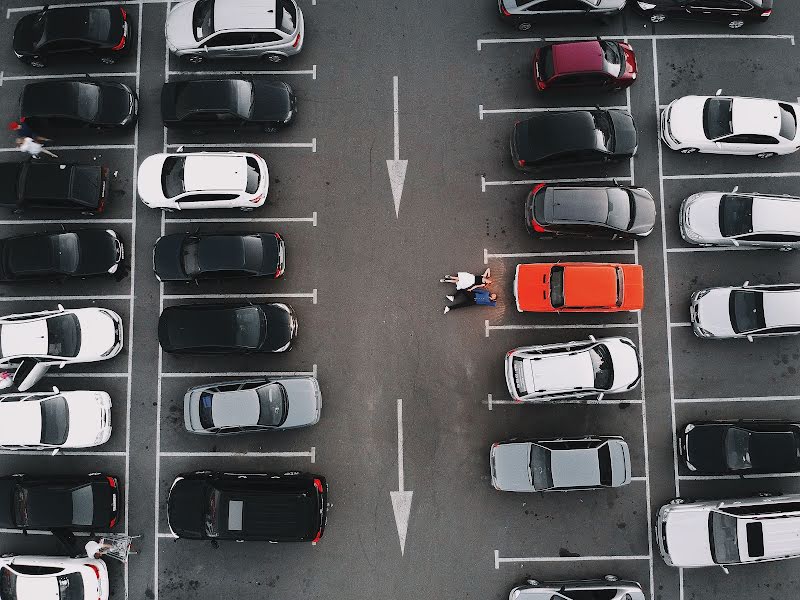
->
(680, 189, 800, 249)
(0, 555, 108, 600)
(137, 152, 269, 211)
(0, 306, 124, 391)
(505, 336, 641, 402)
(661, 94, 800, 157)
(165, 0, 304, 63)
(0, 389, 112, 449)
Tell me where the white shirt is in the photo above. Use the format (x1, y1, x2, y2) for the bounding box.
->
(17, 137, 43, 156)
(84, 540, 103, 557)
(455, 272, 477, 290)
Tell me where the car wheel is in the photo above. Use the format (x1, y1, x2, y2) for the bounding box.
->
(728, 20, 745, 29)
(100, 55, 116, 65)
(680, 147, 699, 154)
(29, 58, 46, 68)
(185, 54, 205, 64)
(517, 21, 532, 31)
(263, 53, 285, 63)
(650, 13, 666, 23)
(604, 575, 619, 582)
(757, 152, 775, 159)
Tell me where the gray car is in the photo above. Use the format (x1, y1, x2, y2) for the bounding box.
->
(183, 377, 321, 434)
(490, 436, 631, 492)
(166, 0, 304, 64)
(509, 577, 645, 600)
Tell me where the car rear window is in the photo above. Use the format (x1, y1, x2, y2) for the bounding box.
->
(537, 46, 555, 81)
(719, 194, 753, 237)
(276, 0, 297, 34)
(71, 484, 94, 526)
(550, 265, 564, 308)
(68, 166, 102, 208)
(40, 395, 69, 445)
(703, 97, 733, 140)
(779, 103, 797, 140)
(57, 572, 84, 600)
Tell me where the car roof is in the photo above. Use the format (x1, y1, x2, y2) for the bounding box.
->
(184, 155, 248, 192)
(518, 351, 595, 393)
(214, 0, 277, 32)
(21, 81, 84, 117)
(752, 197, 800, 234)
(0, 319, 48, 358)
(731, 98, 783, 138)
(762, 289, 800, 328)
(547, 187, 611, 224)
(40, 7, 117, 44)
(735, 514, 800, 560)
(0, 402, 41, 444)
(173, 79, 252, 118)
(551, 41, 604, 75)
(209, 389, 260, 427)
(519, 111, 601, 161)
(563, 264, 618, 308)
(550, 447, 601, 488)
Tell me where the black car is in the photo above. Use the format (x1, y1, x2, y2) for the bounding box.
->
(510, 109, 637, 172)
(153, 232, 285, 282)
(0, 161, 110, 213)
(158, 302, 297, 354)
(525, 182, 656, 238)
(0, 473, 120, 531)
(0, 229, 123, 282)
(13, 5, 131, 68)
(680, 421, 800, 474)
(161, 79, 297, 133)
(499, 0, 626, 30)
(20, 80, 137, 132)
(632, 0, 771, 28)
(167, 471, 327, 542)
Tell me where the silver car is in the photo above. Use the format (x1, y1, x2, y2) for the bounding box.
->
(680, 189, 800, 249)
(690, 282, 800, 340)
(490, 436, 631, 492)
(509, 577, 645, 600)
(166, 0, 304, 64)
(183, 377, 321, 434)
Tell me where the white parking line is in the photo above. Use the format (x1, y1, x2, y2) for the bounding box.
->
(485, 393, 643, 410)
(479, 104, 628, 119)
(167, 65, 316, 79)
(0, 528, 112, 536)
(679, 472, 800, 481)
(494, 549, 651, 569)
(477, 33, 795, 51)
(44, 372, 131, 378)
(0, 219, 133, 225)
(670, 322, 691, 328)
(663, 172, 800, 180)
(162, 290, 317, 303)
(485, 321, 639, 337)
(159, 449, 315, 461)
(166, 139, 317, 152)
(484, 248, 636, 263)
(165, 213, 317, 225)
(666, 246, 767, 253)
(0, 295, 131, 301)
(0, 71, 136, 85)
(675, 394, 800, 403)
(482, 175, 630, 192)
(0, 144, 135, 153)
(160, 365, 317, 378)
(0, 450, 126, 456)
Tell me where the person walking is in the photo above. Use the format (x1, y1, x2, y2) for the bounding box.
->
(8, 118, 51, 143)
(440, 267, 491, 291)
(16, 136, 58, 159)
(443, 289, 498, 314)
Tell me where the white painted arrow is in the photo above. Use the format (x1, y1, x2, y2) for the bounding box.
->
(390, 398, 413, 555)
(386, 76, 408, 218)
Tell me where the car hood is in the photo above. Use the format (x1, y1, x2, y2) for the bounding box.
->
(75, 229, 119, 275)
(694, 289, 736, 337)
(252, 81, 294, 122)
(667, 96, 708, 145)
(608, 439, 632, 487)
(608, 110, 637, 156)
(12, 14, 37, 55)
(607, 339, 641, 392)
(629, 188, 657, 235)
(491, 443, 533, 492)
(663, 507, 714, 567)
(153, 234, 190, 281)
(95, 83, 135, 126)
(682, 193, 724, 241)
(137, 154, 168, 207)
(0, 480, 16, 527)
(166, 0, 200, 51)
(74, 308, 120, 360)
(64, 391, 111, 447)
(280, 377, 322, 428)
(261, 304, 293, 352)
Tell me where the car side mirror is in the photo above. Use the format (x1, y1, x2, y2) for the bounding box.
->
(51, 386, 59, 394)
(743, 280, 749, 287)
(720, 565, 730, 575)
(747, 335, 754, 343)
(176, 146, 184, 153)
(731, 239, 740, 246)
(57, 303, 64, 311)
(589, 335, 596, 342)
(597, 392, 605, 401)
(731, 186, 738, 193)
(715, 89, 723, 96)
(51, 448, 59, 456)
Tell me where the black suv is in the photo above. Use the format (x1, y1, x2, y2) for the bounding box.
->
(167, 471, 327, 542)
(0, 161, 110, 213)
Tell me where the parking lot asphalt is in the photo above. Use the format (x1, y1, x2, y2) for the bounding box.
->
(2, 1, 800, 600)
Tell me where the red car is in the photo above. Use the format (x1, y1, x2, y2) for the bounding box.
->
(533, 40, 637, 92)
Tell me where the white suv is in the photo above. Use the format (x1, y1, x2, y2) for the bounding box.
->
(657, 494, 800, 569)
(166, 0, 304, 63)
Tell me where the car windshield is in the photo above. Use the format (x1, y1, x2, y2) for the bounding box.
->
(256, 383, 288, 426)
(234, 306, 266, 348)
(192, 0, 214, 41)
(703, 97, 733, 140)
(530, 444, 553, 491)
(204, 488, 220, 537)
(198, 391, 215, 429)
(538, 45, 555, 80)
(245, 157, 261, 194)
(75, 83, 101, 122)
(276, 0, 297, 34)
(181, 237, 202, 277)
(589, 344, 614, 390)
(593, 111, 615, 151)
(597, 443, 613, 486)
(605, 188, 633, 231)
(161, 157, 186, 199)
(40, 395, 69, 445)
(57, 573, 84, 600)
(47, 313, 81, 357)
(0, 567, 17, 600)
(14, 486, 28, 526)
(719, 194, 753, 237)
(729, 290, 766, 334)
(779, 103, 797, 139)
(550, 266, 565, 308)
(709, 511, 741, 564)
(53, 233, 80, 273)
(724, 427, 752, 470)
(600, 41, 623, 75)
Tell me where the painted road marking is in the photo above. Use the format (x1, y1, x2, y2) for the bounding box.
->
(479, 104, 628, 119)
(494, 550, 651, 569)
(484, 248, 636, 263)
(163, 290, 317, 304)
(167, 65, 316, 79)
(482, 175, 631, 192)
(477, 33, 795, 51)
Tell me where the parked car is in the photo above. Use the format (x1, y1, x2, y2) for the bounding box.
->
(656, 494, 800, 568)
(533, 39, 637, 91)
(690, 282, 800, 340)
(509, 577, 645, 600)
(505, 336, 641, 402)
(0, 473, 119, 531)
(661, 94, 800, 158)
(526, 182, 655, 238)
(0, 161, 110, 214)
(633, 0, 772, 29)
(13, 5, 131, 68)
(138, 151, 268, 211)
(0, 306, 123, 391)
(0, 555, 108, 600)
(158, 303, 296, 354)
(161, 79, 295, 133)
(680, 190, 800, 249)
(167, 471, 327, 542)
(498, 0, 626, 31)
(183, 376, 321, 434)
(511, 109, 637, 172)
(154, 232, 283, 281)
(0, 389, 112, 449)
(680, 421, 800, 475)
(166, 0, 303, 63)
(490, 436, 631, 492)
(20, 80, 137, 132)
(514, 262, 644, 312)
(0, 230, 123, 282)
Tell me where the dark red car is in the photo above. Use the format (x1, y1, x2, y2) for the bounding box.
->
(533, 40, 637, 92)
